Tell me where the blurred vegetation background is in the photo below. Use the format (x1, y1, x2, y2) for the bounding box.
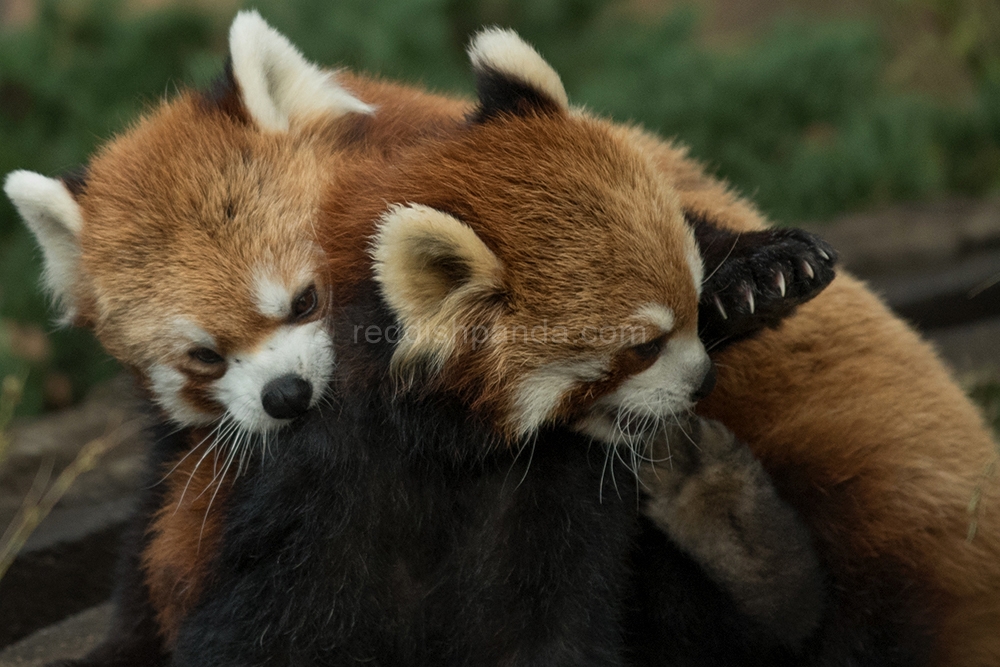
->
(1, 0, 999, 417)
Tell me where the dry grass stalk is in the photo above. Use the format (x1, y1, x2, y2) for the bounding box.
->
(0, 374, 26, 464)
(0, 406, 140, 583)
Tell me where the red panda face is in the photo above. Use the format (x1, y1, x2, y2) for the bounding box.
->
(5, 12, 372, 436)
(77, 98, 338, 434)
(360, 29, 712, 446)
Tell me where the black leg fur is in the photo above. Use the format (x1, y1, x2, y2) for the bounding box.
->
(168, 408, 829, 667)
(634, 416, 826, 663)
(691, 214, 838, 353)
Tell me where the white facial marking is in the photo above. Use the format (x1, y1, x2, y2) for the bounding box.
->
(636, 304, 675, 334)
(214, 320, 334, 433)
(170, 317, 216, 350)
(148, 364, 216, 427)
(513, 359, 605, 438)
(228, 10, 373, 132)
(253, 271, 294, 320)
(574, 332, 710, 446)
(467, 28, 569, 110)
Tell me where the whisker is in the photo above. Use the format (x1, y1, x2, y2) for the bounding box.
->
(599, 439, 614, 504)
(199, 432, 241, 504)
(700, 234, 741, 287)
(174, 419, 233, 513)
(152, 416, 225, 488)
(513, 432, 538, 491)
(199, 444, 237, 549)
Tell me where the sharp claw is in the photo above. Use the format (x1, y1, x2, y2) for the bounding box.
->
(714, 295, 728, 320)
(744, 285, 755, 314)
(802, 260, 815, 279)
(776, 271, 786, 297)
(818, 248, 830, 261)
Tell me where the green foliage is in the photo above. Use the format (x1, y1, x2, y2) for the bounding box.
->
(1, 0, 1000, 415)
(0, 0, 222, 415)
(908, 0, 1000, 84)
(250, 0, 1000, 220)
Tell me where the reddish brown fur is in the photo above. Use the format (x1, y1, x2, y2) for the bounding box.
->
(594, 125, 1000, 663)
(143, 437, 229, 645)
(338, 73, 470, 146)
(619, 127, 1000, 665)
(700, 280, 1000, 665)
(321, 109, 699, 433)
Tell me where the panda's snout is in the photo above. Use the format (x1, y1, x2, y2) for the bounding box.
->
(262, 374, 313, 419)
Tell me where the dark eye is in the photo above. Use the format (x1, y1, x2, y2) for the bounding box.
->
(189, 347, 225, 365)
(630, 335, 667, 360)
(291, 284, 318, 321)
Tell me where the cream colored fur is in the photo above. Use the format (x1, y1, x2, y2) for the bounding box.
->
(229, 10, 373, 132)
(4, 171, 84, 322)
(371, 203, 505, 374)
(467, 28, 569, 110)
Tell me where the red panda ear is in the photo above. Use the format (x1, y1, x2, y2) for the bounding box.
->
(4, 170, 85, 324)
(467, 28, 569, 123)
(225, 11, 373, 132)
(371, 204, 505, 374)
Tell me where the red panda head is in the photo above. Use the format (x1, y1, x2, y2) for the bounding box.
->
(5, 12, 370, 434)
(335, 29, 712, 446)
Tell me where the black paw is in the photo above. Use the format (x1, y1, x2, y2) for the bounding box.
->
(698, 228, 837, 351)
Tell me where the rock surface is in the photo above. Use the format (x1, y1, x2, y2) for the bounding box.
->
(805, 197, 1000, 278)
(0, 606, 111, 667)
(0, 375, 150, 650)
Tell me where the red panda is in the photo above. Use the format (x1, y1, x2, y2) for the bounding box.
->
(3, 14, 378, 439)
(3, 16, 377, 659)
(340, 45, 1000, 665)
(8, 16, 832, 661)
(165, 26, 832, 667)
(615, 128, 1000, 666)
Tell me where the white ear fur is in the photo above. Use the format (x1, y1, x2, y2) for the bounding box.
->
(467, 28, 569, 110)
(371, 204, 504, 372)
(4, 170, 83, 321)
(228, 10, 373, 132)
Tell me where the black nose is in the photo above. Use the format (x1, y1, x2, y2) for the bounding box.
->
(261, 375, 313, 420)
(691, 361, 717, 402)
